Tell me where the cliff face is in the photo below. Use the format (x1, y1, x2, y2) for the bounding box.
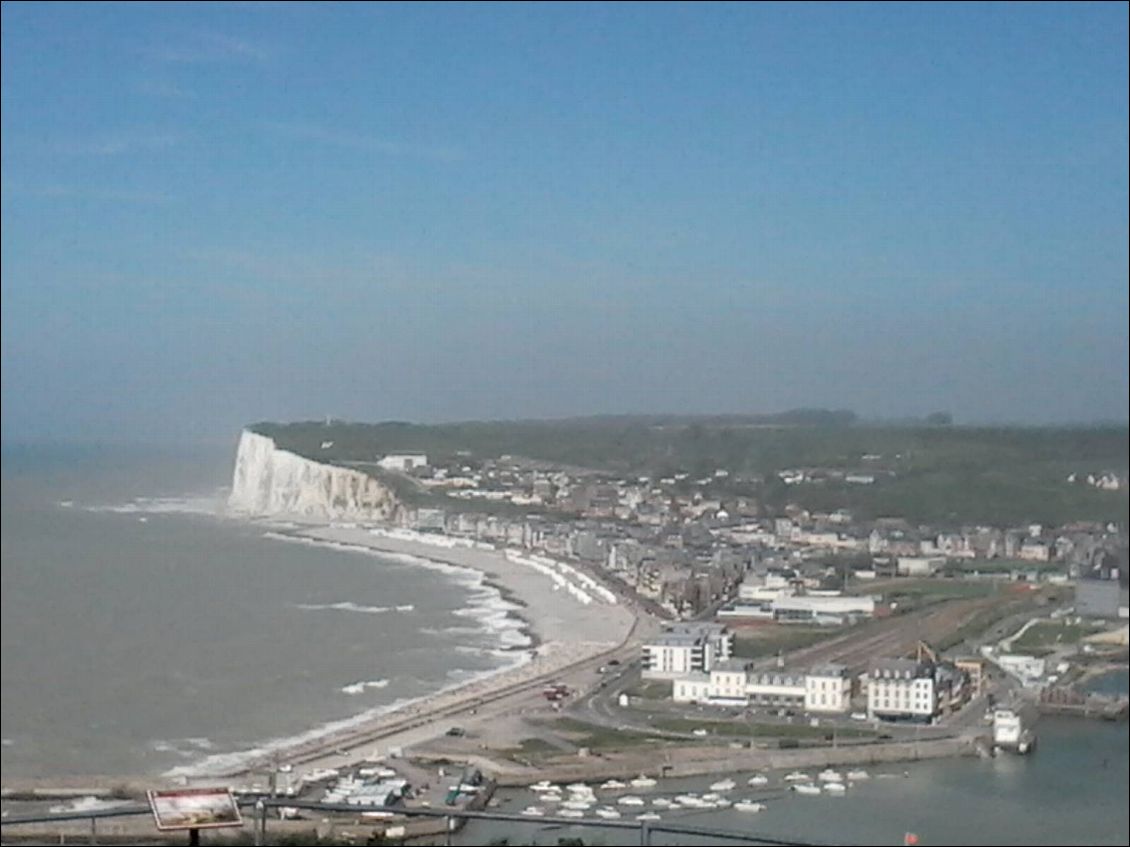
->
(228, 430, 399, 520)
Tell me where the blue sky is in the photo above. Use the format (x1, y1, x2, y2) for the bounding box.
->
(2, 2, 1127, 443)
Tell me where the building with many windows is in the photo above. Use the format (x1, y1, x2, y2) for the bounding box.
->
(867, 658, 937, 722)
(805, 664, 853, 713)
(642, 623, 734, 679)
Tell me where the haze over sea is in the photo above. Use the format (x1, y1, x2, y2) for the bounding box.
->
(0, 443, 529, 779)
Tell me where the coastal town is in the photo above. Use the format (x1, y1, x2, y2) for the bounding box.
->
(4, 431, 1127, 845)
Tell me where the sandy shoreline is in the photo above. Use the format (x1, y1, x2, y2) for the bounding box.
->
(185, 523, 636, 785)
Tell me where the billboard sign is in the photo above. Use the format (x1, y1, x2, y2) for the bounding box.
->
(147, 788, 243, 831)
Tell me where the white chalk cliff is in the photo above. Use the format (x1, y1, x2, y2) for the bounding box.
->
(228, 430, 399, 520)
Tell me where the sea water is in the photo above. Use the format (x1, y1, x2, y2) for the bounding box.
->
(0, 443, 529, 779)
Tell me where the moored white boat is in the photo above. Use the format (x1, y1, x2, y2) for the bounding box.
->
(793, 783, 822, 795)
(784, 771, 810, 782)
(651, 797, 673, 808)
(747, 774, 769, 786)
(530, 780, 555, 792)
(818, 769, 844, 783)
(618, 795, 645, 806)
(630, 775, 658, 788)
(521, 806, 545, 816)
(558, 808, 584, 818)
(636, 811, 662, 822)
(709, 778, 737, 792)
(596, 807, 621, 819)
(600, 779, 627, 790)
(734, 800, 766, 813)
(846, 769, 870, 781)
(825, 782, 847, 794)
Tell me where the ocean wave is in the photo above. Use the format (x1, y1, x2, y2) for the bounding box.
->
(160, 529, 536, 780)
(83, 495, 224, 516)
(149, 737, 216, 757)
(49, 797, 133, 815)
(164, 653, 531, 779)
(341, 679, 391, 695)
(296, 601, 394, 615)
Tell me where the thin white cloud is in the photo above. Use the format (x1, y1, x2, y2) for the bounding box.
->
(265, 121, 463, 163)
(145, 31, 272, 64)
(53, 131, 179, 157)
(136, 80, 196, 100)
(25, 185, 171, 205)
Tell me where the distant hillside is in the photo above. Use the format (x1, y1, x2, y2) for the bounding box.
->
(249, 416, 1129, 528)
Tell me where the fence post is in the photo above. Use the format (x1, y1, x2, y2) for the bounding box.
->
(89, 815, 98, 845)
(445, 814, 454, 846)
(640, 819, 650, 846)
(254, 799, 266, 847)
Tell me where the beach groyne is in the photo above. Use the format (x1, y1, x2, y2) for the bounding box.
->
(228, 430, 400, 521)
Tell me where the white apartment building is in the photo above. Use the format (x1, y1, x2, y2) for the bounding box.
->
(805, 664, 852, 713)
(867, 659, 937, 722)
(642, 623, 734, 679)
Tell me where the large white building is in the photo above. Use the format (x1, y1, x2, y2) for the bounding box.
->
(377, 453, 429, 471)
(867, 659, 937, 722)
(718, 592, 876, 626)
(671, 662, 850, 714)
(642, 623, 734, 679)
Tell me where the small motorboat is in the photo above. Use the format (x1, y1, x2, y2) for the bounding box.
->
(630, 775, 658, 788)
(709, 778, 737, 792)
(818, 769, 844, 783)
(617, 795, 645, 807)
(600, 779, 627, 791)
(825, 782, 848, 794)
(793, 783, 822, 796)
(784, 771, 810, 783)
(847, 769, 870, 781)
(595, 807, 621, 819)
(747, 774, 769, 786)
(636, 811, 662, 821)
(734, 800, 766, 813)
(520, 806, 545, 817)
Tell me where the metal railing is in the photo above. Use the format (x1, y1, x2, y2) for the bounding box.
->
(0, 796, 843, 846)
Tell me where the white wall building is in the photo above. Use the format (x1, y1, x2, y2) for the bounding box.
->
(642, 623, 734, 679)
(671, 663, 851, 713)
(771, 594, 876, 626)
(672, 673, 712, 703)
(897, 557, 946, 577)
(709, 660, 752, 703)
(805, 664, 852, 713)
(746, 669, 807, 708)
(378, 453, 429, 472)
(867, 659, 937, 722)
